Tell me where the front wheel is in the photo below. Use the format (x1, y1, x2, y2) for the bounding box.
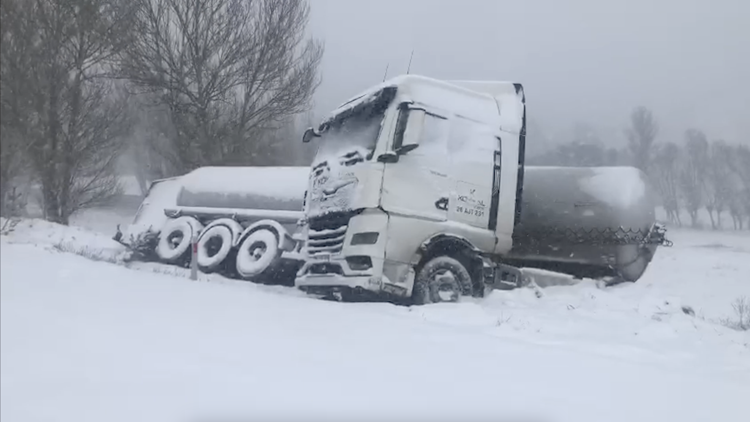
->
(412, 256, 474, 305)
(235, 229, 280, 281)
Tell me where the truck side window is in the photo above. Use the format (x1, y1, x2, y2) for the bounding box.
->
(417, 113, 449, 155)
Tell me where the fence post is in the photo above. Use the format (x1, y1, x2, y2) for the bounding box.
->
(190, 233, 198, 281)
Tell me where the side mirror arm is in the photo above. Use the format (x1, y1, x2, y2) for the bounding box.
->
(302, 127, 321, 143)
(377, 151, 399, 163)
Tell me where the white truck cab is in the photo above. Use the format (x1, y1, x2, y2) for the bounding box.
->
(295, 75, 527, 303)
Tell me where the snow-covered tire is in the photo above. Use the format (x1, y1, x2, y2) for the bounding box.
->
(197, 225, 233, 273)
(235, 229, 280, 280)
(412, 256, 473, 305)
(156, 217, 203, 264)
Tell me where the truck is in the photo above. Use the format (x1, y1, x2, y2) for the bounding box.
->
(294, 75, 671, 304)
(116, 166, 310, 283)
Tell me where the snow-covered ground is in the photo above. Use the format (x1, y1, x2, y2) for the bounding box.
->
(1, 217, 749, 422)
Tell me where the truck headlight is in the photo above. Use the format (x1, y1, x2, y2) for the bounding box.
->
(350, 232, 379, 245)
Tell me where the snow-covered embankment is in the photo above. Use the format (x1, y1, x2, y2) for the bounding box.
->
(1, 219, 749, 422)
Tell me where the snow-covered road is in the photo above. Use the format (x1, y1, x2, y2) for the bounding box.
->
(1, 220, 749, 422)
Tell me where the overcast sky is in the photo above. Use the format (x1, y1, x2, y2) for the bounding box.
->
(308, 0, 749, 146)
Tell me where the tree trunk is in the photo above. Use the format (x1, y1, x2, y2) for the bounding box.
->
(41, 176, 61, 223)
(43, 68, 63, 224)
(716, 209, 723, 229)
(60, 71, 83, 227)
(706, 207, 716, 229)
(59, 205, 71, 226)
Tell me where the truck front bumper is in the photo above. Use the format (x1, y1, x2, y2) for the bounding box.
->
(296, 272, 373, 288)
(295, 253, 414, 299)
(294, 211, 412, 299)
(295, 271, 410, 299)
(295, 253, 408, 296)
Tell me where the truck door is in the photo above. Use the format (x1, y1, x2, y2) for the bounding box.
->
(445, 116, 499, 232)
(380, 110, 452, 222)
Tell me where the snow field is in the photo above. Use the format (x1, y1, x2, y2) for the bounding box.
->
(1, 217, 749, 422)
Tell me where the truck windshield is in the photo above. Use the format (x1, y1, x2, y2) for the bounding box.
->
(312, 106, 385, 167)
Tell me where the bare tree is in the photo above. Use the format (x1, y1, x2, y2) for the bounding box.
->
(705, 140, 733, 229)
(652, 142, 682, 226)
(626, 106, 659, 174)
(2, 0, 134, 224)
(124, 95, 178, 194)
(260, 107, 319, 167)
(0, 0, 34, 216)
(726, 144, 750, 229)
(726, 172, 746, 230)
(679, 129, 709, 227)
(250, 118, 301, 166)
(119, 0, 323, 172)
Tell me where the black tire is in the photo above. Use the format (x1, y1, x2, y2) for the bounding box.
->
(235, 228, 280, 281)
(196, 225, 234, 273)
(412, 256, 474, 305)
(155, 217, 203, 264)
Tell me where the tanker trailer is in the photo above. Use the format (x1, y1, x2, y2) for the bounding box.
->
(505, 166, 671, 285)
(114, 176, 182, 257)
(117, 166, 310, 283)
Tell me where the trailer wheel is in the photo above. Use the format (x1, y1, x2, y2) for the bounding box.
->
(197, 225, 233, 273)
(412, 256, 473, 305)
(156, 217, 203, 264)
(235, 228, 280, 280)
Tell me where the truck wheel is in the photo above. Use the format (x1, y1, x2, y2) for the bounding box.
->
(197, 225, 233, 273)
(412, 256, 473, 305)
(235, 229, 280, 280)
(156, 217, 203, 264)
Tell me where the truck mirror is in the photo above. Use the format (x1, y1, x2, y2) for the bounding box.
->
(396, 143, 419, 154)
(377, 151, 399, 163)
(302, 127, 319, 143)
(398, 109, 425, 154)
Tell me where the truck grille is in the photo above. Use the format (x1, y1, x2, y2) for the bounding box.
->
(306, 212, 352, 257)
(307, 224, 348, 256)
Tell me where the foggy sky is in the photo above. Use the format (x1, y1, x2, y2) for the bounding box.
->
(308, 0, 749, 147)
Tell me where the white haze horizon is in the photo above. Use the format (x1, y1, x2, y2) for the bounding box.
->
(308, 0, 750, 147)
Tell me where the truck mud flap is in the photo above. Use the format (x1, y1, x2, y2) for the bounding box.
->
(486, 263, 526, 290)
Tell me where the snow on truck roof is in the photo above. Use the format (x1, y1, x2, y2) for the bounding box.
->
(328, 75, 525, 132)
(333, 75, 516, 112)
(447, 80, 523, 102)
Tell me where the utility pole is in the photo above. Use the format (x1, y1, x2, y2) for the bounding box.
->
(190, 233, 198, 281)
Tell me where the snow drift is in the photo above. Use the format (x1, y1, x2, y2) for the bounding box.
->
(1, 219, 749, 422)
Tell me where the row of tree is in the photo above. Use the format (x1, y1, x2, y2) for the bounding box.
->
(1, 0, 322, 224)
(651, 131, 750, 230)
(529, 107, 750, 230)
